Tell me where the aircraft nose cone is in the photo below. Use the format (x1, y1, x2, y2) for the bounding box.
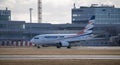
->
(30, 39, 34, 43)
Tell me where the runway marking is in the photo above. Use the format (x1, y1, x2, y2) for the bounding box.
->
(0, 55, 120, 60)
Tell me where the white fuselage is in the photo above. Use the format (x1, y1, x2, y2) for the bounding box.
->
(30, 15, 95, 47)
(30, 34, 92, 45)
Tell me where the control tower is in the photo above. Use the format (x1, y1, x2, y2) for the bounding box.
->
(0, 8, 11, 21)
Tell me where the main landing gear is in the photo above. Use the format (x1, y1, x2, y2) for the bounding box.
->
(56, 43, 72, 49)
(37, 46, 40, 48)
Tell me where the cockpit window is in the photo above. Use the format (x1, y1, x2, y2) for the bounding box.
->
(34, 37, 39, 39)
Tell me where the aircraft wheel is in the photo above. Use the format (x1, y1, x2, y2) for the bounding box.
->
(56, 43, 61, 48)
(67, 45, 71, 49)
(57, 46, 61, 48)
(42, 45, 48, 47)
(37, 46, 40, 48)
(67, 46, 71, 49)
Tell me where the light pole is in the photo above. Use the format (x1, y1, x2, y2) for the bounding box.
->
(38, 0, 42, 23)
(29, 8, 33, 23)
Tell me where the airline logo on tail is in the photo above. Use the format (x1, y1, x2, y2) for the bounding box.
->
(77, 15, 95, 35)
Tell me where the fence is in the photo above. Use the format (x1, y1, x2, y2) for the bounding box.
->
(0, 41, 33, 46)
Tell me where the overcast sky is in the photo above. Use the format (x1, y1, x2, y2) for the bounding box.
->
(0, 0, 120, 24)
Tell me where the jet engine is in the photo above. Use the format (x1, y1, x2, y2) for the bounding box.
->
(57, 41, 71, 48)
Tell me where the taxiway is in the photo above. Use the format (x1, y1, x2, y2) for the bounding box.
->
(0, 55, 120, 60)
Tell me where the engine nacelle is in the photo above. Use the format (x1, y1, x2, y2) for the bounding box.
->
(60, 41, 69, 47)
(56, 41, 71, 48)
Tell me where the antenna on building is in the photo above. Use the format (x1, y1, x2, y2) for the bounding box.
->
(6, 7, 8, 10)
(38, 0, 42, 23)
(74, 3, 76, 9)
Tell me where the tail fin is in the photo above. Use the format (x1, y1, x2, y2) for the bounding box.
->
(77, 15, 95, 35)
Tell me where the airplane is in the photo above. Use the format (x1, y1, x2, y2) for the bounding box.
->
(30, 15, 95, 48)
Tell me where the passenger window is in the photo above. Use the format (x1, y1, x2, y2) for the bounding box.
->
(34, 37, 39, 39)
(59, 36, 64, 38)
(45, 36, 58, 39)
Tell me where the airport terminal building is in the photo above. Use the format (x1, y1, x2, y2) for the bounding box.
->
(72, 4, 120, 24)
(0, 4, 120, 46)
